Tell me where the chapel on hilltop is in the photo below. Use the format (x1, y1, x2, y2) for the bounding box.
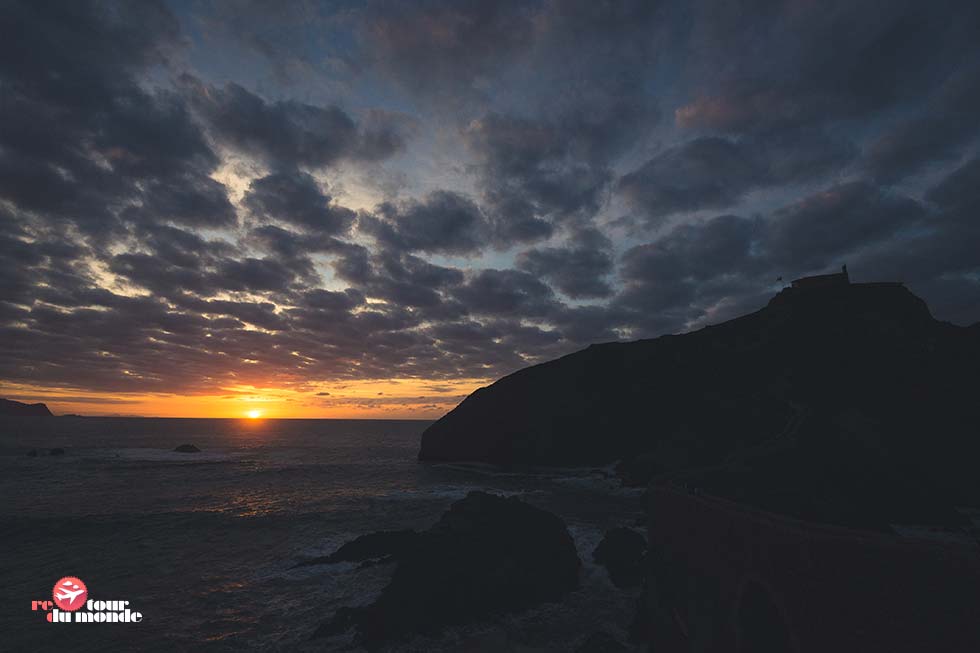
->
(791, 265, 850, 290)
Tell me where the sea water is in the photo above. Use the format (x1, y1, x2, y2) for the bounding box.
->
(0, 417, 643, 651)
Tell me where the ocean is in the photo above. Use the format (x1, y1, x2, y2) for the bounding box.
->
(0, 417, 643, 651)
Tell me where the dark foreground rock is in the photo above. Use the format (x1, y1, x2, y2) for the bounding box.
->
(173, 444, 200, 453)
(635, 486, 980, 652)
(293, 529, 419, 568)
(593, 527, 646, 588)
(314, 491, 580, 648)
(0, 398, 53, 416)
(49, 447, 65, 456)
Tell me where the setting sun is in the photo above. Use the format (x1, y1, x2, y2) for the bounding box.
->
(246, 410, 262, 419)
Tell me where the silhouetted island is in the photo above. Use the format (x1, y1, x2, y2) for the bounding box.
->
(0, 398, 53, 417)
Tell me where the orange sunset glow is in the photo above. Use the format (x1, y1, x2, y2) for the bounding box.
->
(0, 378, 488, 419)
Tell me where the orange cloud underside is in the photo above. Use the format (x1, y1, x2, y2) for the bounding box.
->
(1, 378, 489, 419)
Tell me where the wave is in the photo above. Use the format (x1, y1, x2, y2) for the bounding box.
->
(91, 447, 241, 463)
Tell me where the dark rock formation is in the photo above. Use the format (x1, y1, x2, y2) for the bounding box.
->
(635, 486, 980, 652)
(314, 491, 580, 648)
(173, 444, 200, 453)
(0, 398, 53, 417)
(293, 529, 419, 568)
(26, 449, 38, 457)
(49, 448, 65, 456)
(593, 527, 646, 588)
(420, 281, 980, 529)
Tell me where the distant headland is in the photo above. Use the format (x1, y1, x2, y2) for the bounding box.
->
(0, 398, 53, 417)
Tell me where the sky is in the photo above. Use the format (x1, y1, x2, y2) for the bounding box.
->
(1, 0, 979, 418)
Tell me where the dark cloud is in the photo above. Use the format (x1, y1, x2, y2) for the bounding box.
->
(613, 214, 764, 334)
(108, 223, 312, 299)
(926, 157, 980, 210)
(363, 0, 536, 100)
(452, 269, 559, 318)
(547, 304, 624, 345)
(248, 224, 349, 261)
(171, 295, 287, 332)
(181, 76, 405, 169)
(674, 1, 980, 135)
(184, 0, 338, 87)
(516, 230, 615, 299)
(215, 257, 304, 294)
(363, 0, 664, 107)
(0, 1, 179, 101)
(365, 1, 665, 246)
(244, 171, 355, 235)
(865, 64, 980, 182)
(0, 229, 69, 308)
(762, 182, 925, 271)
(360, 191, 489, 255)
(466, 100, 656, 244)
(0, 2, 231, 236)
(619, 138, 760, 220)
(620, 215, 759, 287)
(139, 224, 237, 268)
(131, 168, 237, 228)
(619, 130, 855, 223)
(324, 240, 467, 319)
(299, 288, 366, 313)
(659, 0, 979, 229)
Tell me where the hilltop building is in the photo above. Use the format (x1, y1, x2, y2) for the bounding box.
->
(791, 265, 850, 290)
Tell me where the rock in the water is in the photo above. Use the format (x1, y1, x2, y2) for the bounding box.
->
(174, 444, 200, 453)
(593, 527, 646, 588)
(49, 447, 65, 456)
(576, 630, 628, 653)
(293, 529, 419, 568)
(27, 449, 38, 457)
(314, 491, 580, 647)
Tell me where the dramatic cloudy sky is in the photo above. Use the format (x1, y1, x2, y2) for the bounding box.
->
(2, 0, 979, 417)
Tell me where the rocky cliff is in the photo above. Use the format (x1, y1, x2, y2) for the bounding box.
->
(420, 282, 980, 527)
